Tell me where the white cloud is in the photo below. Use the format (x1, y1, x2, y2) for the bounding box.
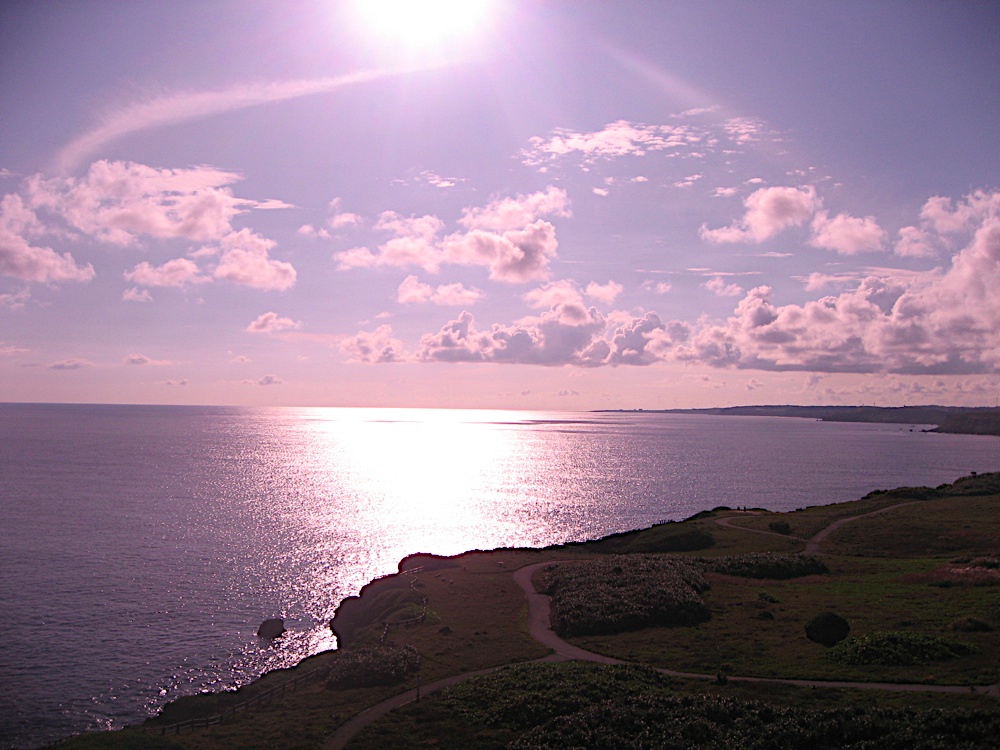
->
(641, 280, 673, 294)
(335, 188, 570, 284)
(585, 280, 623, 303)
(125, 257, 208, 287)
(700, 185, 819, 243)
(0, 194, 95, 283)
(124, 353, 171, 365)
(122, 286, 152, 302)
(55, 69, 409, 171)
(340, 324, 405, 363)
(213, 229, 296, 290)
(29, 161, 247, 245)
(522, 120, 704, 166)
(396, 275, 481, 305)
(246, 311, 301, 333)
(48, 358, 93, 370)
(592, 187, 609, 197)
(810, 211, 886, 254)
(704, 276, 745, 297)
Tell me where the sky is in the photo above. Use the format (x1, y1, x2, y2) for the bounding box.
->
(2, 0, 999, 410)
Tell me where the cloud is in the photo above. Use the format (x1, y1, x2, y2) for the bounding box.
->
(585, 280, 623, 303)
(213, 229, 296, 290)
(338, 188, 569, 283)
(125, 257, 208, 287)
(704, 276, 745, 297)
(122, 287, 152, 302)
(396, 275, 481, 305)
(48, 358, 93, 370)
(300, 197, 363, 238)
(0, 194, 95, 282)
(29, 161, 248, 245)
(700, 185, 819, 243)
(255, 374, 282, 385)
(340, 325, 405, 363)
(246, 311, 301, 333)
(0, 343, 29, 356)
(592, 187, 609, 197)
(55, 69, 411, 172)
(124, 353, 170, 365)
(641, 280, 673, 294)
(810, 211, 886, 254)
(521, 120, 705, 166)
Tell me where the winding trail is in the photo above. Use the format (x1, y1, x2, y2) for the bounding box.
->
(324, 502, 997, 749)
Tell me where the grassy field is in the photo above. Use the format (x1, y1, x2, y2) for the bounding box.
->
(50, 473, 1000, 749)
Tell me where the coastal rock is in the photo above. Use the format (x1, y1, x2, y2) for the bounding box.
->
(257, 618, 286, 639)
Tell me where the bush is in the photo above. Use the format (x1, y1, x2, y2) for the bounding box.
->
(828, 631, 975, 666)
(949, 616, 994, 633)
(768, 520, 792, 535)
(540, 556, 710, 637)
(325, 643, 420, 689)
(625, 527, 715, 553)
(805, 611, 850, 647)
(703, 553, 829, 579)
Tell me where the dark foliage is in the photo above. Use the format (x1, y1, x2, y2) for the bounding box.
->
(540, 556, 710, 637)
(805, 611, 850, 647)
(768, 520, 793, 535)
(506, 692, 1000, 750)
(828, 631, 975, 666)
(324, 643, 420, 689)
(703, 553, 829, 579)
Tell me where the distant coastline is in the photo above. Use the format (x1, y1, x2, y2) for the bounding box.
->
(596, 405, 1000, 436)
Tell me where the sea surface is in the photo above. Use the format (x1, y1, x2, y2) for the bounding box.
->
(1, 403, 998, 749)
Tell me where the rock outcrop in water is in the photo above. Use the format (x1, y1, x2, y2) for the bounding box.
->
(257, 618, 285, 639)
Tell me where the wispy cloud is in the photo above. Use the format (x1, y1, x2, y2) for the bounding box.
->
(54, 68, 423, 173)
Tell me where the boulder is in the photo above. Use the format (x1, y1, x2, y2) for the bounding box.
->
(257, 618, 286, 639)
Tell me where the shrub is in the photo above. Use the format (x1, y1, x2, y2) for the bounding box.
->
(324, 643, 420, 689)
(828, 631, 975, 666)
(540, 556, 710, 637)
(768, 520, 792, 535)
(805, 611, 850, 647)
(949, 616, 994, 633)
(703, 553, 829, 579)
(625, 527, 715, 553)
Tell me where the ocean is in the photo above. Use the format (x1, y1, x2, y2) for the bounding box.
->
(1, 403, 998, 749)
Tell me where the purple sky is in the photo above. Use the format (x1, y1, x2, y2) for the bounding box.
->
(2, 0, 999, 409)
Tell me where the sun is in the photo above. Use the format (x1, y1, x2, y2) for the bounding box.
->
(355, 0, 493, 49)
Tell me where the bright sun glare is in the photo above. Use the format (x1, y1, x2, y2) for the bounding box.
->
(356, 0, 492, 48)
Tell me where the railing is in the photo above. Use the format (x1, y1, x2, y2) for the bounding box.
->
(149, 657, 328, 734)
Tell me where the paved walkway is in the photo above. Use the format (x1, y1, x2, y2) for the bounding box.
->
(324, 503, 998, 748)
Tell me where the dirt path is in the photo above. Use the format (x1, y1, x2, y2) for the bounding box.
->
(324, 504, 997, 748)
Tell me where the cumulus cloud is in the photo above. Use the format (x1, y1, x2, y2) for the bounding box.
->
(0, 194, 95, 282)
(48, 358, 93, 370)
(641, 280, 673, 294)
(585, 280, 623, 303)
(521, 120, 705, 166)
(28, 161, 248, 245)
(340, 324, 405, 363)
(299, 197, 363, 238)
(246, 311, 301, 333)
(396, 275, 481, 305)
(255, 374, 282, 386)
(338, 188, 569, 283)
(124, 353, 170, 365)
(810, 211, 886, 254)
(125, 257, 208, 287)
(122, 287, 152, 302)
(213, 229, 296, 290)
(704, 276, 745, 297)
(700, 185, 819, 243)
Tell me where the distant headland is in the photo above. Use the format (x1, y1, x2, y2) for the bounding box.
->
(597, 405, 1000, 436)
